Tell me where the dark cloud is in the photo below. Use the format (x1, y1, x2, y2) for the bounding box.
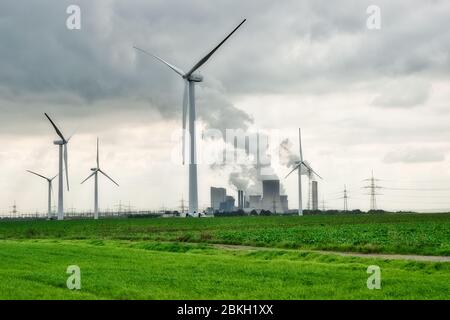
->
(1, 0, 449, 128)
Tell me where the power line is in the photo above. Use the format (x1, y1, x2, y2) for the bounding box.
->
(382, 187, 450, 191)
(382, 194, 450, 199)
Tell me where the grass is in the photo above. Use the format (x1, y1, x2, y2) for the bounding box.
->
(0, 213, 449, 299)
(0, 213, 449, 255)
(0, 240, 449, 299)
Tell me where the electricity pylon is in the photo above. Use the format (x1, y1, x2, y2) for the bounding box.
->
(363, 170, 383, 211)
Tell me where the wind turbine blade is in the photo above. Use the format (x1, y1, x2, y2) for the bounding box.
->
(26, 170, 48, 180)
(64, 144, 69, 191)
(66, 128, 78, 142)
(99, 169, 119, 187)
(185, 19, 246, 77)
(133, 46, 185, 76)
(50, 174, 58, 181)
(182, 81, 188, 165)
(298, 128, 303, 162)
(96, 137, 99, 169)
(81, 171, 96, 184)
(285, 163, 301, 179)
(302, 161, 322, 180)
(44, 113, 66, 142)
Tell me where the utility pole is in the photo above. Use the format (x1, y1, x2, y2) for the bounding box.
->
(363, 170, 383, 211)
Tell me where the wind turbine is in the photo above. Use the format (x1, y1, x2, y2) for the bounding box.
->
(285, 129, 322, 216)
(45, 113, 72, 220)
(81, 138, 119, 220)
(133, 19, 247, 216)
(26, 170, 57, 219)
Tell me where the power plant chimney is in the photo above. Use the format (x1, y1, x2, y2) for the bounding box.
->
(312, 181, 318, 211)
(238, 190, 244, 210)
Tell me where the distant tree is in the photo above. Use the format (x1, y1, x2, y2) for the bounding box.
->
(368, 209, 386, 214)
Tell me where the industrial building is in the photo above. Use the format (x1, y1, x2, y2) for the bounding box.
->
(210, 187, 226, 211)
(210, 187, 236, 213)
(210, 179, 289, 214)
(248, 195, 262, 209)
(219, 196, 235, 212)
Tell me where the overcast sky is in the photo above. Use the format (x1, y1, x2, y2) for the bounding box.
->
(1, 0, 450, 214)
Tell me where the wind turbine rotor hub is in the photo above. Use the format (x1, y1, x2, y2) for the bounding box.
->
(187, 74, 203, 82)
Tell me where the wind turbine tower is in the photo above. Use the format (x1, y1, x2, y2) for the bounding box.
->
(134, 19, 247, 216)
(45, 113, 72, 220)
(26, 170, 57, 219)
(285, 129, 322, 216)
(81, 138, 119, 220)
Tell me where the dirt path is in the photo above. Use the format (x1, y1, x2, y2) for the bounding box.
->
(211, 243, 450, 263)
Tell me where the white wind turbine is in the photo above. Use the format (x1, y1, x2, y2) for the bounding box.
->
(133, 19, 246, 216)
(45, 113, 72, 220)
(285, 129, 322, 216)
(26, 170, 57, 219)
(81, 138, 119, 220)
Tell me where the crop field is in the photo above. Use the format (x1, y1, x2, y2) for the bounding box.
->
(0, 213, 449, 299)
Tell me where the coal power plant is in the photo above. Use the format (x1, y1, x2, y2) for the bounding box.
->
(209, 179, 289, 214)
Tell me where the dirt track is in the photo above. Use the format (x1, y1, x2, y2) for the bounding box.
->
(211, 243, 450, 263)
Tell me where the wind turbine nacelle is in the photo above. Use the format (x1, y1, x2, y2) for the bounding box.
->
(53, 140, 64, 145)
(187, 74, 203, 82)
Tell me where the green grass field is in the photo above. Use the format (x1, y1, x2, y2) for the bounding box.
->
(0, 213, 449, 299)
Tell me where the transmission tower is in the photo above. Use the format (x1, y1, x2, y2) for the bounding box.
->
(335, 185, 349, 212)
(343, 185, 349, 212)
(180, 195, 186, 215)
(363, 170, 383, 211)
(321, 198, 327, 211)
(115, 201, 125, 214)
(126, 201, 135, 214)
(10, 201, 18, 216)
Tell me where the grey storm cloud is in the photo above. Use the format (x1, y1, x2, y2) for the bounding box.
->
(1, 0, 449, 129)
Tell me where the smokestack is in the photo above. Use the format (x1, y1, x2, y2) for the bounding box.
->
(312, 181, 318, 211)
(238, 190, 244, 209)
